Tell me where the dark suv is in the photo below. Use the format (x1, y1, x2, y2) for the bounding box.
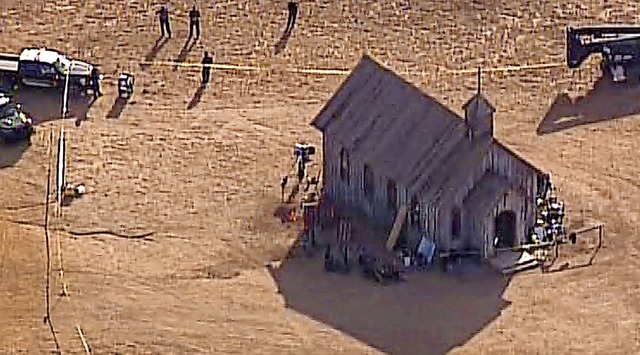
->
(0, 93, 34, 143)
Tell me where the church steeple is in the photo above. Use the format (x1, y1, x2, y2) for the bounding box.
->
(462, 67, 496, 138)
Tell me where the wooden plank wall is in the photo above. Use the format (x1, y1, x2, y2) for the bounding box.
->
(415, 142, 539, 254)
(323, 137, 397, 228)
(325, 135, 540, 257)
(489, 144, 538, 234)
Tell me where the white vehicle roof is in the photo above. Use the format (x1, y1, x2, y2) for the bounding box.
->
(19, 48, 70, 66)
(0, 97, 10, 106)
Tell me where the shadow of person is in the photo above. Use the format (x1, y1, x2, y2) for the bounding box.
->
(106, 96, 130, 119)
(537, 76, 640, 135)
(274, 30, 292, 55)
(140, 36, 169, 70)
(186, 83, 207, 110)
(174, 39, 197, 71)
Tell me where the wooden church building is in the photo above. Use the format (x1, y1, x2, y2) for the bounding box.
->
(311, 55, 547, 258)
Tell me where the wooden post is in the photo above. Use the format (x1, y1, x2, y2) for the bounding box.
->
(588, 224, 604, 265)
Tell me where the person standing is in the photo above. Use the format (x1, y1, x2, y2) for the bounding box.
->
(285, 2, 298, 33)
(201, 51, 213, 84)
(280, 176, 288, 202)
(189, 5, 201, 40)
(90, 67, 101, 99)
(157, 5, 171, 38)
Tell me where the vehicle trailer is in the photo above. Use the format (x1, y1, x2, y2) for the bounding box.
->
(566, 25, 640, 83)
(0, 48, 99, 93)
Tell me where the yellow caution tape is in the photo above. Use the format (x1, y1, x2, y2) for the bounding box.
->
(445, 62, 564, 74)
(138, 60, 350, 75)
(287, 67, 350, 75)
(137, 59, 566, 76)
(140, 61, 262, 71)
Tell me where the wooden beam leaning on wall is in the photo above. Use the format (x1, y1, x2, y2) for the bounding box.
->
(386, 205, 409, 251)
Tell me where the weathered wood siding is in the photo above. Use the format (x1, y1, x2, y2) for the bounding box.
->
(325, 133, 540, 257)
(365, 166, 397, 226)
(411, 197, 440, 246)
(322, 136, 337, 198)
(323, 137, 397, 228)
(459, 187, 527, 257)
(489, 145, 537, 202)
(322, 134, 328, 197)
(323, 137, 356, 207)
(481, 188, 526, 257)
(488, 144, 538, 240)
(416, 141, 539, 255)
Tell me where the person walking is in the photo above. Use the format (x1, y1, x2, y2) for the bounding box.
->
(157, 5, 171, 38)
(201, 51, 213, 84)
(285, 2, 298, 33)
(189, 5, 201, 39)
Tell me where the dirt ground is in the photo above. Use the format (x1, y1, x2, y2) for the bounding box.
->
(1, 0, 640, 354)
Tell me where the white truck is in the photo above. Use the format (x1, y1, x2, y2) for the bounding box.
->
(0, 47, 98, 92)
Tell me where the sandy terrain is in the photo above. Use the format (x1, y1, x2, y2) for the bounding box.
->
(1, 0, 640, 354)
